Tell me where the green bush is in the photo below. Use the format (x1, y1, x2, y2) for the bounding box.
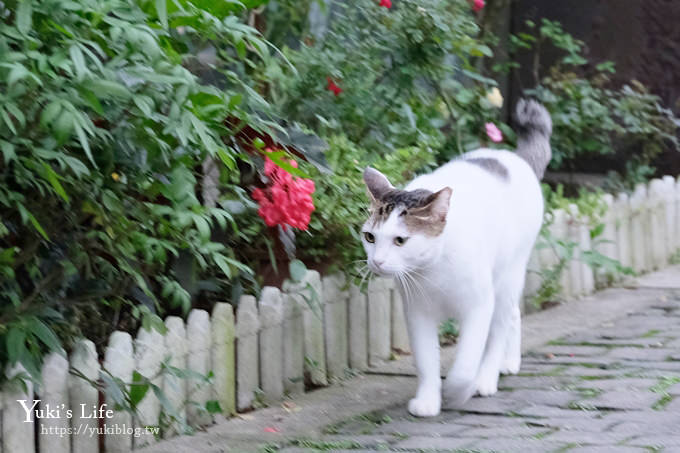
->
(0, 0, 275, 383)
(263, 0, 504, 160)
(507, 19, 679, 180)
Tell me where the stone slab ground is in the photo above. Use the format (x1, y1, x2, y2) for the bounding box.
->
(140, 266, 680, 453)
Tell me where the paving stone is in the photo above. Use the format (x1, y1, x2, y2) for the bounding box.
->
(439, 413, 529, 428)
(566, 447, 648, 453)
(543, 430, 633, 445)
(611, 421, 680, 435)
(516, 363, 568, 375)
(515, 404, 602, 419)
(460, 424, 553, 439)
(503, 389, 582, 408)
(471, 438, 566, 452)
(663, 396, 680, 411)
(498, 375, 574, 390)
(523, 356, 618, 367)
(533, 345, 611, 357)
(392, 436, 478, 450)
(560, 366, 630, 378)
(448, 395, 527, 414)
(669, 383, 680, 396)
(627, 435, 680, 448)
(571, 377, 657, 392)
(373, 420, 465, 437)
(557, 334, 668, 347)
(528, 416, 618, 432)
(606, 347, 675, 361)
(624, 360, 680, 372)
(574, 389, 660, 411)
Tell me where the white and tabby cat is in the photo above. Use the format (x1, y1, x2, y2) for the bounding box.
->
(361, 100, 552, 417)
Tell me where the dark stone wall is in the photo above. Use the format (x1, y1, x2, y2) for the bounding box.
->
(510, 0, 680, 175)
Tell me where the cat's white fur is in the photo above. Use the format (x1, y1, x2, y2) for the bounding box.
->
(361, 100, 551, 417)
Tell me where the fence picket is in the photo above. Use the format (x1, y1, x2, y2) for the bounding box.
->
(186, 310, 212, 426)
(211, 303, 236, 417)
(69, 339, 100, 453)
(2, 365, 36, 453)
(348, 285, 369, 371)
(322, 274, 349, 380)
(283, 271, 327, 386)
(281, 290, 305, 395)
(259, 288, 284, 403)
(236, 296, 260, 411)
(39, 352, 70, 453)
(134, 327, 165, 447)
(649, 179, 668, 269)
(663, 176, 677, 257)
(391, 286, 410, 353)
(368, 278, 392, 365)
(567, 205, 583, 297)
(630, 184, 649, 273)
(103, 332, 134, 453)
(162, 317, 187, 437)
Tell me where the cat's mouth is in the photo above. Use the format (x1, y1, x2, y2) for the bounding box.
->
(369, 261, 394, 276)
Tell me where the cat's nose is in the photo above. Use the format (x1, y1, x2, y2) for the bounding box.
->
(373, 259, 385, 269)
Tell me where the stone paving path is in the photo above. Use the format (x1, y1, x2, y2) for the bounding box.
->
(275, 290, 680, 453)
(140, 270, 680, 453)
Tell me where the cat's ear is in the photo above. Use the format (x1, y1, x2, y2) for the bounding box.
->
(363, 167, 394, 202)
(427, 187, 452, 223)
(409, 187, 452, 226)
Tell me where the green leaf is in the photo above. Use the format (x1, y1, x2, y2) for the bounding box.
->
(40, 101, 63, 128)
(72, 119, 95, 166)
(213, 254, 232, 279)
(156, 0, 168, 29)
(53, 111, 73, 143)
(85, 80, 131, 100)
(289, 259, 307, 283)
(129, 371, 150, 409)
(193, 215, 211, 241)
(16, 203, 49, 240)
(16, 0, 32, 34)
(205, 400, 222, 414)
(69, 45, 87, 80)
(28, 318, 63, 353)
(41, 162, 70, 203)
(0, 140, 16, 164)
(7, 327, 26, 364)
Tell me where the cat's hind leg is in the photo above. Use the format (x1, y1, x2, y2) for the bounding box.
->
(500, 304, 521, 375)
(442, 277, 495, 408)
(476, 268, 525, 396)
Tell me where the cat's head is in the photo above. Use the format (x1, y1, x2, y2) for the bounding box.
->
(361, 167, 452, 276)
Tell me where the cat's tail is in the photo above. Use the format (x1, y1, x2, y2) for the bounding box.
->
(515, 99, 552, 180)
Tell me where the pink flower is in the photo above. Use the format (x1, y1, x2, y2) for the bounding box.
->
(379, 0, 392, 8)
(326, 77, 342, 96)
(472, 0, 485, 12)
(253, 150, 316, 231)
(485, 122, 503, 143)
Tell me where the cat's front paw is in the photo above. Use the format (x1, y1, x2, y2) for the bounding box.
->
(475, 372, 498, 397)
(442, 377, 476, 409)
(499, 357, 521, 375)
(408, 395, 441, 417)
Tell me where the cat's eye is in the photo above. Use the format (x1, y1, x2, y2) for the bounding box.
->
(364, 232, 375, 243)
(394, 236, 408, 246)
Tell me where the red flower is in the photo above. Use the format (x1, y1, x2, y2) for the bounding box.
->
(379, 0, 392, 8)
(326, 77, 342, 96)
(472, 0, 485, 12)
(252, 149, 316, 231)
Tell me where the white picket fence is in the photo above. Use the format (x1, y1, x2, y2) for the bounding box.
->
(2, 176, 680, 453)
